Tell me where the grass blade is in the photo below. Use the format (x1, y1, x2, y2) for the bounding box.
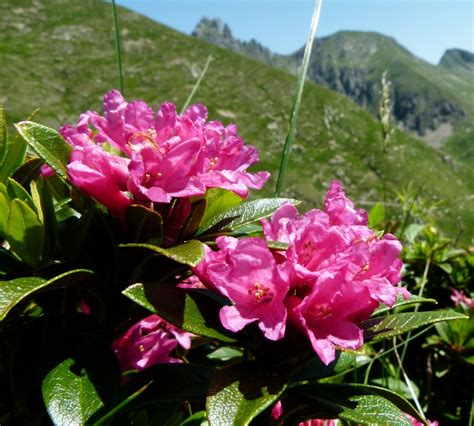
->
(274, 0, 323, 196)
(180, 55, 213, 114)
(111, 0, 124, 93)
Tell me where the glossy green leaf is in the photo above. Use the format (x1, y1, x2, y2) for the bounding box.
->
(125, 204, 163, 244)
(42, 358, 103, 425)
(122, 283, 155, 312)
(290, 383, 417, 425)
(372, 294, 437, 316)
(290, 351, 356, 384)
(135, 282, 236, 342)
(14, 121, 72, 181)
(200, 188, 243, 228)
(361, 310, 468, 342)
(6, 199, 44, 267)
(197, 198, 300, 236)
(120, 240, 204, 267)
(368, 202, 385, 228)
(206, 363, 287, 426)
(0, 269, 93, 320)
(207, 347, 243, 362)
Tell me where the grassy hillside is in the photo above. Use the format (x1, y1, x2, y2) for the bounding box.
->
(0, 0, 472, 240)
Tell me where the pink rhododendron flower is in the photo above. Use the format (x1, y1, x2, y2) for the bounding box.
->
(193, 181, 409, 365)
(112, 314, 193, 371)
(58, 90, 269, 214)
(194, 236, 290, 340)
(451, 289, 474, 309)
(288, 271, 378, 364)
(405, 414, 438, 426)
(67, 145, 132, 215)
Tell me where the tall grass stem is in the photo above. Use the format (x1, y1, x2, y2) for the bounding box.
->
(180, 55, 213, 114)
(274, 0, 323, 197)
(393, 337, 426, 420)
(111, 0, 124, 94)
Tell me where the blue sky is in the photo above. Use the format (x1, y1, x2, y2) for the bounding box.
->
(116, 0, 473, 64)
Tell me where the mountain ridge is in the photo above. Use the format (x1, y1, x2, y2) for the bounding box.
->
(192, 18, 473, 145)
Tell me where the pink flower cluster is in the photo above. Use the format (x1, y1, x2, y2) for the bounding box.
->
(57, 90, 269, 215)
(112, 314, 193, 371)
(193, 181, 409, 364)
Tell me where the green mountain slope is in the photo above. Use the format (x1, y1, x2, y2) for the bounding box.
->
(439, 49, 474, 76)
(194, 20, 474, 146)
(0, 0, 472, 240)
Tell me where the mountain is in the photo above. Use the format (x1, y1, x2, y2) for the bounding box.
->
(439, 49, 474, 75)
(0, 0, 473, 241)
(193, 19, 474, 146)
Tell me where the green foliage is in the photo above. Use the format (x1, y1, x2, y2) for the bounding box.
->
(42, 358, 105, 425)
(197, 197, 300, 236)
(206, 363, 287, 425)
(362, 310, 467, 342)
(14, 121, 72, 181)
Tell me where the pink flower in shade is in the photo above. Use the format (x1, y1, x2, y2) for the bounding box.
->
(451, 289, 474, 309)
(112, 314, 193, 372)
(67, 145, 132, 215)
(405, 414, 438, 426)
(288, 271, 378, 365)
(196, 236, 290, 340)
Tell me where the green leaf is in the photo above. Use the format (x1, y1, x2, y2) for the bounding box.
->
(290, 383, 417, 425)
(361, 310, 468, 342)
(197, 198, 300, 236)
(42, 358, 103, 425)
(6, 177, 35, 211)
(11, 157, 43, 186)
(206, 363, 287, 426)
(290, 351, 356, 384)
(0, 269, 93, 320)
(0, 192, 8, 237)
(120, 240, 204, 267)
(0, 134, 27, 182)
(125, 204, 163, 245)
(14, 121, 72, 181)
(267, 240, 289, 251)
(372, 294, 437, 316)
(122, 283, 155, 312)
(0, 104, 10, 167)
(200, 188, 243, 228)
(6, 199, 44, 267)
(207, 347, 243, 362)
(181, 411, 207, 426)
(368, 202, 385, 228)
(129, 282, 236, 342)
